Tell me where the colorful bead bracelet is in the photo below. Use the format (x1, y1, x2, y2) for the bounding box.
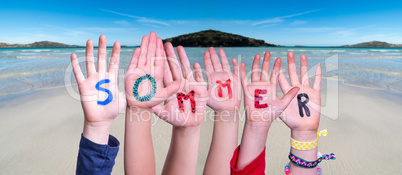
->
(284, 163, 322, 175)
(288, 151, 336, 168)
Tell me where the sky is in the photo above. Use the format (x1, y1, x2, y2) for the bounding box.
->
(0, 0, 401, 46)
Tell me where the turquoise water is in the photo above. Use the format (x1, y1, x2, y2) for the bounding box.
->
(0, 47, 401, 96)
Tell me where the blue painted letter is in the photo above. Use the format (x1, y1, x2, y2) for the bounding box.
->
(96, 79, 113, 105)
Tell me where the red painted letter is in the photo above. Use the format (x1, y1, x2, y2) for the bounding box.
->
(216, 79, 232, 99)
(254, 89, 268, 109)
(177, 90, 196, 113)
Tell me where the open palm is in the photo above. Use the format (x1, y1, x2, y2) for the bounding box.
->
(71, 35, 125, 123)
(204, 47, 241, 111)
(152, 43, 207, 127)
(241, 52, 299, 124)
(278, 52, 322, 131)
(125, 32, 180, 109)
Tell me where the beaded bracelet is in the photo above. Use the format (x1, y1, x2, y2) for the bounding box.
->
(284, 163, 322, 175)
(288, 151, 336, 168)
(290, 129, 327, 150)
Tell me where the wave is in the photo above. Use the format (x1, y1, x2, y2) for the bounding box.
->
(0, 68, 61, 79)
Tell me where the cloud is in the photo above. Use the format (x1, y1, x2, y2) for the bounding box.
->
(100, 9, 169, 26)
(291, 20, 307, 26)
(284, 27, 339, 32)
(220, 20, 252, 25)
(332, 30, 356, 37)
(253, 18, 284, 25)
(253, 9, 320, 26)
(261, 24, 278, 28)
(143, 24, 160, 28)
(114, 20, 130, 25)
(77, 27, 137, 32)
(169, 20, 200, 26)
(101, 9, 318, 28)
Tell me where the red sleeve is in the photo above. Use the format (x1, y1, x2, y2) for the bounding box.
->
(230, 145, 266, 175)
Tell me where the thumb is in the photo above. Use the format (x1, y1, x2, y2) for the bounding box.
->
(280, 87, 300, 107)
(151, 105, 163, 115)
(164, 80, 181, 96)
(151, 105, 170, 122)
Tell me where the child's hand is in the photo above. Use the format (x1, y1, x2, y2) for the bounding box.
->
(241, 52, 299, 126)
(125, 32, 180, 109)
(279, 52, 322, 175)
(70, 35, 126, 144)
(204, 47, 241, 112)
(152, 42, 207, 127)
(235, 52, 299, 169)
(278, 52, 321, 134)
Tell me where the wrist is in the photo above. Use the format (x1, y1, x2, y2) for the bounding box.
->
(173, 125, 201, 136)
(213, 110, 238, 122)
(83, 120, 113, 145)
(291, 130, 318, 142)
(126, 106, 153, 123)
(244, 121, 271, 134)
(126, 103, 152, 110)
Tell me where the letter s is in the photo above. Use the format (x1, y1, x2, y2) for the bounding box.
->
(95, 79, 113, 105)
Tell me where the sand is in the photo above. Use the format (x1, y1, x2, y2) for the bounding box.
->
(0, 82, 401, 174)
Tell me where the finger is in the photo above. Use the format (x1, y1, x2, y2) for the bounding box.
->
(209, 47, 222, 71)
(204, 50, 214, 74)
(279, 68, 291, 93)
(287, 51, 300, 86)
(128, 47, 141, 70)
(85, 39, 96, 77)
(138, 35, 149, 66)
(240, 62, 249, 88)
(155, 37, 165, 76)
(300, 54, 310, 87)
(260, 51, 271, 81)
(251, 54, 261, 82)
(165, 42, 183, 81)
(219, 48, 231, 71)
(97, 35, 107, 73)
(313, 65, 322, 92)
(177, 46, 194, 80)
(163, 58, 174, 86)
(193, 62, 204, 82)
(108, 41, 121, 75)
(232, 57, 240, 77)
(280, 87, 300, 108)
(71, 53, 85, 83)
(270, 58, 281, 93)
(147, 31, 157, 66)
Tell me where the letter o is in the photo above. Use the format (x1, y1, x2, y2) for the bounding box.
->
(132, 74, 157, 102)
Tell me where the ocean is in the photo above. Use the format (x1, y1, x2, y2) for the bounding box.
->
(1, 47, 401, 96)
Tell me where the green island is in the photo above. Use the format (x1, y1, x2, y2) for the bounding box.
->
(163, 29, 280, 47)
(0, 41, 80, 48)
(341, 41, 402, 48)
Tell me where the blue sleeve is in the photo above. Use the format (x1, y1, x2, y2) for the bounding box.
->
(76, 134, 120, 175)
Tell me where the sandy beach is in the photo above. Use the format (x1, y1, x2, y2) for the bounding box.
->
(0, 81, 401, 174)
